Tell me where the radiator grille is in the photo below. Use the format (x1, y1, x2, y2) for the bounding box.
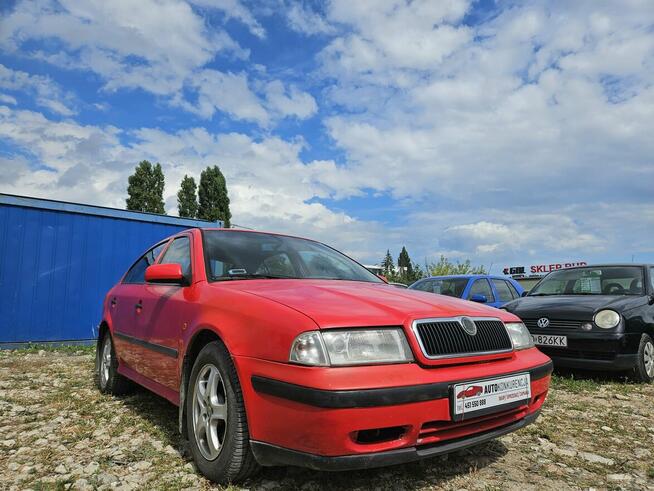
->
(523, 318, 583, 331)
(414, 318, 512, 358)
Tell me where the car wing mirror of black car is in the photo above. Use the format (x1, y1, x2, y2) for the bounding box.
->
(648, 295, 654, 306)
(521, 291, 529, 297)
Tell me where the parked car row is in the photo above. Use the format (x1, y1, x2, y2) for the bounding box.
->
(408, 266, 654, 383)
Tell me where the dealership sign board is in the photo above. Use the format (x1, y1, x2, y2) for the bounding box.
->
(503, 262, 587, 276)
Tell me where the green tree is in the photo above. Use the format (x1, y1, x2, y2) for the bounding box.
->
(426, 255, 486, 276)
(177, 175, 198, 218)
(381, 250, 395, 277)
(198, 165, 231, 227)
(397, 246, 414, 283)
(125, 160, 166, 214)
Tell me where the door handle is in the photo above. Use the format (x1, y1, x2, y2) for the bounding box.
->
(135, 300, 143, 311)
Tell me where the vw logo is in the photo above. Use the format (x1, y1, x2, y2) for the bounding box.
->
(461, 317, 477, 336)
(537, 317, 550, 328)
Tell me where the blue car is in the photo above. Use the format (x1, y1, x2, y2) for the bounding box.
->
(408, 274, 525, 308)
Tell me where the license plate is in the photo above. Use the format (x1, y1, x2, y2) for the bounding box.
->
(532, 334, 567, 347)
(452, 373, 531, 419)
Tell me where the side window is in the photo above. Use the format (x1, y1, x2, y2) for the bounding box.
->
(160, 236, 192, 276)
(413, 280, 433, 292)
(650, 268, 654, 292)
(492, 279, 514, 302)
(468, 279, 495, 302)
(123, 242, 167, 284)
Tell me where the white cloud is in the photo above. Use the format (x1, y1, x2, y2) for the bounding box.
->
(0, 63, 76, 115)
(190, 0, 266, 38)
(0, 94, 17, 105)
(263, 80, 318, 119)
(286, 3, 335, 36)
(174, 70, 270, 123)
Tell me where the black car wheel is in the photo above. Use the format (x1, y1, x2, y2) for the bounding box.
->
(186, 341, 259, 484)
(95, 332, 132, 394)
(632, 334, 654, 383)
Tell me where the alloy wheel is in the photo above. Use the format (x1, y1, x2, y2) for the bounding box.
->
(100, 337, 111, 387)
(644, 341, 654, 378)
(192, 364, 228, 460)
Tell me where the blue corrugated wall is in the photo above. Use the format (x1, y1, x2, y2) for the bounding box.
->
(0, 196, 216, 345)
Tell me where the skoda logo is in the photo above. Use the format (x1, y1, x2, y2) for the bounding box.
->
(537, 317, 550, 328)
(461, 317, 477, 336)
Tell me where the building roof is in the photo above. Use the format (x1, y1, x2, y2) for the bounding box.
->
(0, 193, 221, 228)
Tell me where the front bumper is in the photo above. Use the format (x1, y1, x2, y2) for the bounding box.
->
(235, 349, 551, 466)
(529, 329, 640, 371)
(251, 410, 540, 471)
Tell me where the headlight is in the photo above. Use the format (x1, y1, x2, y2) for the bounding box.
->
(593, 310, 620, 329)
(289, 328, 413, 366)
(505, 322, 534, 350)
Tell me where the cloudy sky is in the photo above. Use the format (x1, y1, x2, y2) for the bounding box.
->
(1, 0, 653, 270)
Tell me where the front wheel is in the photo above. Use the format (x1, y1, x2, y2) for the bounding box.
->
(185, 341, 259, 483)
(632, 334, 654, 383)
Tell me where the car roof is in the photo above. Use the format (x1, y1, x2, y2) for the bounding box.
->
(420, 274, 514, 280)
(559, 263, 653, 269)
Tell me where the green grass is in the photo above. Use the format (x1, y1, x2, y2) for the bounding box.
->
(648, 466, 654, 479)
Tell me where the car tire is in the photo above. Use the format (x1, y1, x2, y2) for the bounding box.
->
(95, 332, 132, 395)
(632, 334, 654, 383)
(186, 341, 259, 484)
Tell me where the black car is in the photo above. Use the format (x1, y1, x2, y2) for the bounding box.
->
(503, 264, 654, 382)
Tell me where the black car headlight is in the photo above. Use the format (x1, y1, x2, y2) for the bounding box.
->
(593, 309, 621, 329)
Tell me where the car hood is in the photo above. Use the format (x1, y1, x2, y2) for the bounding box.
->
(504, 294, 646, 320)
(220, 279, 516, 328)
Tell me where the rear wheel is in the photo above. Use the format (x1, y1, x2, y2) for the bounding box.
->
(186, 341, 259, 483)
(95, 332, 132, 394)
(632, 334, 654, 383)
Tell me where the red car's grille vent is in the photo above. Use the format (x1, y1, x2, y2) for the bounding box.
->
(523, 318, 582, 330)
(414, 318, 512, 359)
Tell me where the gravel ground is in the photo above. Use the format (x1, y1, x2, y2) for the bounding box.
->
(1, 348, 653, 491)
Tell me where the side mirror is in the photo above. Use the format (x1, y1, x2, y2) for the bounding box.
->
(470, 293, 488, 303)
(145, 263, 185, 285)
(648, 295, 654, 306)
(521, 290, 529, 297)
(377, 274, 388, 283)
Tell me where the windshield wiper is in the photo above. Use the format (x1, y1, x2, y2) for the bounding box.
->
(213, 273, 300, 281)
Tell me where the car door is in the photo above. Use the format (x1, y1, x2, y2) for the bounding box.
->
(111, 241, 168, 373)
(467, 278, 498, 307)
(491, 278, 516, 307)
(137, 234, 194, 391)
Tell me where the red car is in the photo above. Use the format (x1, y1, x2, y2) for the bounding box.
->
(95, 229, 552, 483)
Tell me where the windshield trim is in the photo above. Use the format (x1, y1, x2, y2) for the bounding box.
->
(199, 229, 383, 284)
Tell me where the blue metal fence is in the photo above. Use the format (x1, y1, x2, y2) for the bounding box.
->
(0, 194, 221, 346)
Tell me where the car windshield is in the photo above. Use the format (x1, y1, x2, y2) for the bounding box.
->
(202, 230, 383, 283)
(529, 266, 644, 296)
